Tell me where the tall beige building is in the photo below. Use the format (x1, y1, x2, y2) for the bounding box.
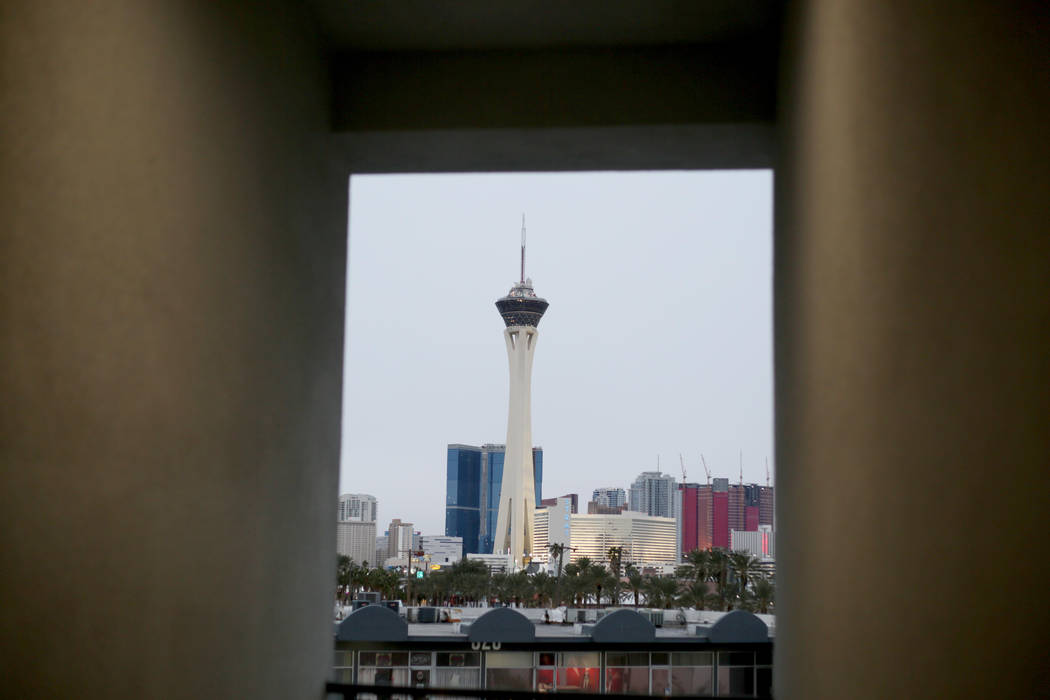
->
(338, 493, 377, 522)
(531, 496, 573, 563)
(336, 521, 377, 566)
(570, 513, 677, 566)
(385, 519, 416, 561)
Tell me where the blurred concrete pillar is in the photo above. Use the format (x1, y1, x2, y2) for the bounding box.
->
(775, 2, 1048, 698)
(1, 2, 345, 697)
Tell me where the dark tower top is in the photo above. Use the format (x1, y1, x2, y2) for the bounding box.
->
(496, 279, 549, 328)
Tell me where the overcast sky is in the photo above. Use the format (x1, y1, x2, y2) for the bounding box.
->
(340, 171, 773, 535)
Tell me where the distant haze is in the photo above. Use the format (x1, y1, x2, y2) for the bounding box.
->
(340, 171, 773, 535)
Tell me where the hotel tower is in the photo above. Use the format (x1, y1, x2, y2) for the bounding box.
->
(492, 217, 548, 568)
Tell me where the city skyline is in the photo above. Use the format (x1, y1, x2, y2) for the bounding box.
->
(340, 172, 773, 535)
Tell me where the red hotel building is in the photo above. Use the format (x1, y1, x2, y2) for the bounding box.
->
(681, 479, 774, 555)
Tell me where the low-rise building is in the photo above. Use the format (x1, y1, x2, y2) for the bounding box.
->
(730, 525, 775, 561)
(333, 606, 774, 697)
(421, 535, 463, 567)
(465, 553, 512, 574)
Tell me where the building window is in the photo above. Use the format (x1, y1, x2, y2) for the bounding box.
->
(358, 651, 410, 687)
(716, 651, 754, 697)
(556, 652, 601, 693)
(434, 652, 481, 689)
(754, 648, 772, 698)
(485, 651, 533, 690)
(332, 649, 353, 684)
(651, 653, 671, 697)
(605, 652, 650, 695)
(671, 651, 713, 696)
(536, 652, 556, 692)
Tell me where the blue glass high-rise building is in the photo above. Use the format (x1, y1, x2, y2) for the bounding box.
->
(445, 446, 482, 557)
(446, 443, 542, 555)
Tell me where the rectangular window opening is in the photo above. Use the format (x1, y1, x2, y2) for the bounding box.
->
(333, 170, 775, 694)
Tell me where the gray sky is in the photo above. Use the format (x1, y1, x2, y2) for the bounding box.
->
(340, 171, 773, 535)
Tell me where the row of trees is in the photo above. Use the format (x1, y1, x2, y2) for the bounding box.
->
(336, 557, 403, 602)
(338, 545, 774, 614)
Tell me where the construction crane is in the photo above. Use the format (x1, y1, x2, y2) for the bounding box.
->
(739, 449, 744, 484)
(679, 454, 687, 484)
(766, 457, 771, 487)
(700, 454, 711, 486)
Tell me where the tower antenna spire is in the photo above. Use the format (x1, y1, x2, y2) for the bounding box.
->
(520, 213, 526, 283)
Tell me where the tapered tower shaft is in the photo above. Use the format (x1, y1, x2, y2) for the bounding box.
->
(493, 325, 539, 567)
(492, 227, 548, 569)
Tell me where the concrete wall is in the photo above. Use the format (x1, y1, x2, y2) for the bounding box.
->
(775, 3, 1049, 698)
(2, 1, 1046, 698)
(1, 2, 345, 697)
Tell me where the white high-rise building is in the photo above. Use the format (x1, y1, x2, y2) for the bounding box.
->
(338, 493, 377, 522)
(531, 496, 573, 563)
(492, 217, 549, 570)
(628, 471, 677, 518)
(592, 487, 627, 509)
(569, 512, 677, 566)
(336, 521, 377, 565)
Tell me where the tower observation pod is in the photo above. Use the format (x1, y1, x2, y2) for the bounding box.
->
(493, 216, 548, 569)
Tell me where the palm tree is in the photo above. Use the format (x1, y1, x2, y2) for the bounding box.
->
(366, 568, 401, 601)
(562, 563, 589, 606)
(415, 573, 435, 606)
(708, 548, 729, 600)
(336, 555, 353, 602)
(750, 576, 775, 614)
(683, 549, 711, 583)
(674, 565, 694, 582)
(418, 570, 440, 606)
(548, 542, 568, 606)
(728, 551, 762, 595)
(531, 571, 556, 608)
(570, 558, 596, 606)
(446, 559, 490, 606)
(490, 573, 512, 606)
(607, 546, 625, 578)
(351, 561, 370, 600)
(626, 565, 645, 608)
(591, 568, 617, 608)
(598, 569, 623, 607)
(507, 571, 532, 607)
(461, 573, 486, 606)
(548, 543, 568, 579)
(678, 579, 716, 611)
(715, 579, 743, 611)
(643, 575, 679, 609)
